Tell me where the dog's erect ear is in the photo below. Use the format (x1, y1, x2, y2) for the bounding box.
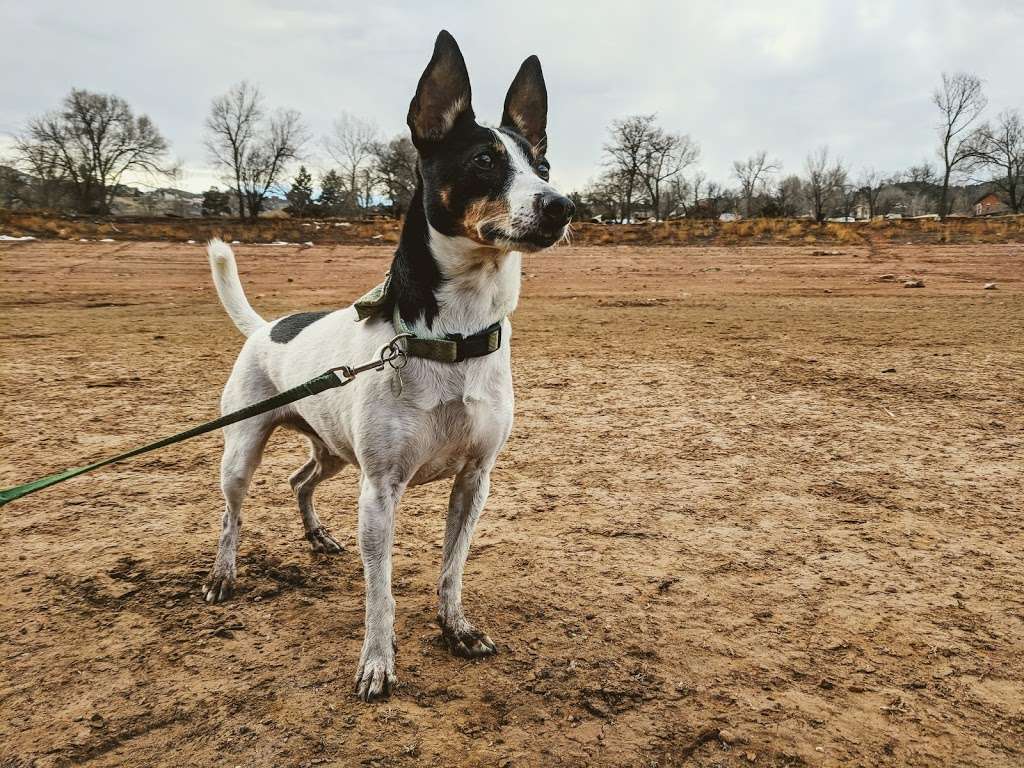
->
(501, 55, 547, 154)
(407, 30, 473, 148)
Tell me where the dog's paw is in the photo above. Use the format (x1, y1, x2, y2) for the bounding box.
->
(354, 640, 397, 702)
(441, 624, 497, 658)
(202, 565, 236, 604)
(306, 526, 344, 555)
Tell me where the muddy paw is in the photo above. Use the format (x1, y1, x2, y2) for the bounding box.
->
(441, 624, 497, 658)
(306, 526, 344, 555)
(354, 643, 397, 702)
(201, 566, 235, 603)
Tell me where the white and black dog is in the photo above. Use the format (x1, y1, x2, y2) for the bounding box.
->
(202, 30, 574, 701)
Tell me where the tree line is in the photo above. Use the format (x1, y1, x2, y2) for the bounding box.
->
(201, 82, 419, 220)
(2, 72, 1021, 221)
(581, 73, 1021, 222)
(3, 80, 419, 220)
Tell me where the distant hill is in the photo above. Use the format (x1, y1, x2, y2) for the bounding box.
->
(0, 166, 286, 217)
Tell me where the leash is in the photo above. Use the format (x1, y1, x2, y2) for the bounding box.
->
(0, 334, 411, 509)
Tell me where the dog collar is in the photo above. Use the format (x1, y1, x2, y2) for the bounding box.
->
(392, 306, 502, 363)
(353, 275, 504, 363)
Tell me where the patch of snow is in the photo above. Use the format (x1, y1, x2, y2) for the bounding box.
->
(79, 238, 90, 242)
(186, 239, 196, 244)
(99, 238, 116, 242)
(0, 234, 37, 241)
(303, 241, 314, 247)
(231, 240, 241, 244)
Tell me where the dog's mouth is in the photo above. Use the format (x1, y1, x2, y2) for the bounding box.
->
(480, 224, 565, 252)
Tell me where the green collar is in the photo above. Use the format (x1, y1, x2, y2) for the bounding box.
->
(353, 275, 504, 363)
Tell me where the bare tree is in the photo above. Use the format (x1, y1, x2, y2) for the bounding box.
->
(973, 109, 1024, 213)
(602, 114, 656, 222)
(933, 72, 986, 218)
(662, 175, 691, 219)
(206, 82, 307, 220)
(582, 169, 631, 222)
(11, 134, 69, 208)
(370, 135, 419, 218)
(804, 146, 847, 221)
(686, 171, 706, 217)
(600, 114, 700, 221)
(15, 89, 171, 213)
(732, 151, 779, 217)
(325, 112, 378, 216)
(693, 180, 733, 219)
(837, 180, 859, 220)
(896, 162, 941, 215)
(205, 81, 262, 218)
(0, 164, 27, 208)
(239, 109, 307, 219)
(857, 167, 889, 219)
(903, 163, 937, 186)
(770, 175, 803, 218)
(639, 130, 699, 220)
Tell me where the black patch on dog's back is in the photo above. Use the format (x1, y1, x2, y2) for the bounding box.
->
(270, 311, 331, 343)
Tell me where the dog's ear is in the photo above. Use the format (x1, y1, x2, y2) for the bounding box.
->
(501, 55, 547, 154)
(407, 30, 473, 149)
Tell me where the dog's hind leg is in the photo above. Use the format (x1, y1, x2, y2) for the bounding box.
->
(289, 437, 346, 554)
(202, 416, 274, 603)
(437, 461, 497, 658)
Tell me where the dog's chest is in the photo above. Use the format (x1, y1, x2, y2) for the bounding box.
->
(408, 397, 509, 484)
(397, 336, 510, 406)
(398, 360, 514, 484)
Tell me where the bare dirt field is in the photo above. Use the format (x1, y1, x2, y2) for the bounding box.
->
(1, 239, 1022, 767)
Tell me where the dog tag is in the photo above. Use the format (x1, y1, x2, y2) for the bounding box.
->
(390, 369, 404, 399)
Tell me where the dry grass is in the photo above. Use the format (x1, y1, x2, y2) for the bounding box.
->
(0, 211, 403, 246)
(1, 209, 1022, 246)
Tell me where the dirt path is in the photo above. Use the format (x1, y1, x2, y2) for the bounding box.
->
(1, 240, 1022, 767)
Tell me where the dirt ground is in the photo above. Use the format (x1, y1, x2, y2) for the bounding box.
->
(1, 239, 1022, 767)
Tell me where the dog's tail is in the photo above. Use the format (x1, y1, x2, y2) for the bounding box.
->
(206, 239, 266, 337)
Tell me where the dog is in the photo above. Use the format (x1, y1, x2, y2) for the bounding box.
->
(202, 30, 574, 701)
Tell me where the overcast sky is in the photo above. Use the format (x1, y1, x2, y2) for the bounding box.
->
(1, 0, 1021, 194)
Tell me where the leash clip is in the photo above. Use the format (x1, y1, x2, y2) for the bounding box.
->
(327, 333, 413, 381)
(383, 333, 412, 371)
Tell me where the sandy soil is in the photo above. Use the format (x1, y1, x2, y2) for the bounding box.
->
(1, 240, 1022, 767)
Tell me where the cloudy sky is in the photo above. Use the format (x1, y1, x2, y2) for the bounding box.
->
(1, 0, 1021, 193)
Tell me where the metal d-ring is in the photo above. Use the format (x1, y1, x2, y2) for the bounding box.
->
(384, 333, 412, 371)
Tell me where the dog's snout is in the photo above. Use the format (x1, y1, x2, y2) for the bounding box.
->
(539, 194, 575, 229)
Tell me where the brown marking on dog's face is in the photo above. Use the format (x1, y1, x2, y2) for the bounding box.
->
(461, 197, 511, 244)
(438, 186, 451, 207)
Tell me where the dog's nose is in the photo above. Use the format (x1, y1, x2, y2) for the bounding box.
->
(539, 194, 575, 229)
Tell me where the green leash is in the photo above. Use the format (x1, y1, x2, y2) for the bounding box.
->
(0, 335, 410, 509)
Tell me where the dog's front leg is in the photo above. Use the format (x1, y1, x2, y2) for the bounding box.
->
(437, 462, 498, 658)
(354, 471, 406, 701)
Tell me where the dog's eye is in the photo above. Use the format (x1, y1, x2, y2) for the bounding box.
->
(536, 160, 550, 180)
(473, 152, 494, 170)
